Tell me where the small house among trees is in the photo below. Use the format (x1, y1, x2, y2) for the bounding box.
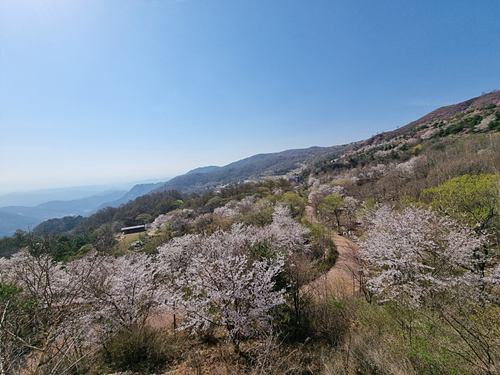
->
(288, 175, 302, 184)
(120, 224, 150, 235)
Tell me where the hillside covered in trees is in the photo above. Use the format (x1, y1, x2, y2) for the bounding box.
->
(1, 91, 500, 374)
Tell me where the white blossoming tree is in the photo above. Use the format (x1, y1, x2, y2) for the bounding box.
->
(359, 204, 500, 371)
(157, 206, 310, 353)
(0, 250, 101, 375)
(214, 196, 257, 218)
(359, 205, 484, 307)
(87, 253, 170, 331)
(179, 247, 285, 353)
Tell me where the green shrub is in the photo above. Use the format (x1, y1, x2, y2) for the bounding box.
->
(315, 239, 337, 272)
(241, 207, 273, 227)
(275, 295, 314, 343)
(409, 335, 460, 375)
(307, 298, 354, 346)
(142, 230, 173, 254)
(488, 120, 500, 131)
(304, 221, 337, 268)
(101, 326, 173, 374)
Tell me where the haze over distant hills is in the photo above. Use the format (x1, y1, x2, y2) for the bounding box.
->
(95, 182, 166, 211)
(0, 191, 125, 237)
(0, 179, 171, 237)
(0, 186, 127, 208)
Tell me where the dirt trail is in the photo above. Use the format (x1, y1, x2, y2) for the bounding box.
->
(303, 206, 361, 299)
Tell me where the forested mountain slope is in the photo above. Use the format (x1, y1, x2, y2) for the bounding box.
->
(152, 144, 356, 193)
(360, 90, 500, 145)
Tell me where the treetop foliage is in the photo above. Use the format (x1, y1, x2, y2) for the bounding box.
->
(421, 174, 500, 234)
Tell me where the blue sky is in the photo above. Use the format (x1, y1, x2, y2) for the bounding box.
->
(1, 0, 499, 194)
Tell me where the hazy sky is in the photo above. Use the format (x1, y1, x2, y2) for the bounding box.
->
(1, 0, 499, 194)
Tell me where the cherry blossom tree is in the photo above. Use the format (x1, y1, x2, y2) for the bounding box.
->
(214, 196, 257, 218)
(343, 196, 360, 230)
(86, 253, 170, 331)
(158, 225, 285, 351)
(264, 205, 310, 255)
(150, 209, 197, 234)
(358, 205, 484, 308)
(421, 174, 500, 278)
(156, 206, 310, 352)
(358, 204, 500, 371)
(0, 248, 184, 374)
(0, 250, 101, 375)
(213, 204, 238, 218)
(178, 248, 285, 352)
(308, 176, 320, 189)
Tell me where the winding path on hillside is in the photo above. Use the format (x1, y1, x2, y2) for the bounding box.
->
(303, 206, 361, 299)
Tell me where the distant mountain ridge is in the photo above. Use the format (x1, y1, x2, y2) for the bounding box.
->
(0, 191, 126, 237)
(0, 186, 125, 208)
(96, 182, 164, 210)
(151, 145, 355, 194)
(0, 177, 175, 237)
(186, 166, 222, 175)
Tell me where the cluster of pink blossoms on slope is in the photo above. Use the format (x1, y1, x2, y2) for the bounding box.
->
(358, 205, 500, 308)
(0, 205, 310, 351)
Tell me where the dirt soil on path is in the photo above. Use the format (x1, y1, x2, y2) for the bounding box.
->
(303, 206, 361, 299)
